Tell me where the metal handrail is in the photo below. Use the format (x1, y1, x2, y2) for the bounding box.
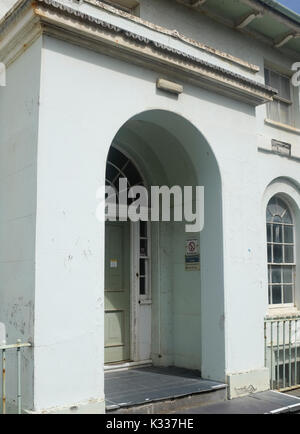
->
(1, 340, 31, 414)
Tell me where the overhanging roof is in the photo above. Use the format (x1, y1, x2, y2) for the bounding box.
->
(177, 0, 300, 55)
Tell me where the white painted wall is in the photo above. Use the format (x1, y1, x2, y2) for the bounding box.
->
(1, 0, 300, 411)
(0, 36, 42, 412)
(32, 30, 266, 408)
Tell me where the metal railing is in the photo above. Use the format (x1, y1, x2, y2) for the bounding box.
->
(1, 340, 31, 414)
(264, 316, 300, 391)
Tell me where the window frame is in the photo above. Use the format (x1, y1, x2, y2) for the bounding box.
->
(267, 196, 296, 309)
(264, 66, 296, 128)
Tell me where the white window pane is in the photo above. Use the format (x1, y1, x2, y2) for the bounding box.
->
(265, 68, 270, 86)
(280, 75, 291, 100)
(272, 286, 282, 304)
(284, 246, 294, 263)
(267, 223, 272, 241)
(267, 100, 279, 122)
(284, 226, 294, 243)
(270, 70, 280, 91)
(268, 286, 272, 304)
(271, 266, 281, 283)
(279, 101, 291, 125)
(273, 245, 283, 263)
(273, 224, 283, 243)
(283, 285, 293, 304)
(283, 266, 293, 284)
(268, 245, 272, 263)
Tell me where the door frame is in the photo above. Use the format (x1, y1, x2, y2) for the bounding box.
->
(130, 220, 152, 362)
(104, 215, 152, 365)
(105, 143, 152, 365)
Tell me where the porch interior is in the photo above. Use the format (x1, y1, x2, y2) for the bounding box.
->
(105, 366, 227, 413)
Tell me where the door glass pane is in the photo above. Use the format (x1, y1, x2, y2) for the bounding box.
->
(139, 258, 146, 276)
(140, 239, 147, 256)
(140, 221, 147, 238)
(140, 277, 146, 295)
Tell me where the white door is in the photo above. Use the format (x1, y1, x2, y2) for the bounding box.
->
(131, 220, 152, 362)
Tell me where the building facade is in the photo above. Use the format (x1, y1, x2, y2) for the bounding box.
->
(0, 0, 300, 413)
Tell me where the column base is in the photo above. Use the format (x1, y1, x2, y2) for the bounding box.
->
(227, 368, 270, 399)
(26, 398, 105, 414)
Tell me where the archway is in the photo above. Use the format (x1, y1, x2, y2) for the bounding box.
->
(104, 110, 224, 375)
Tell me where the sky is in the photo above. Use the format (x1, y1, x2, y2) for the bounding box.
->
(278, 0, 300, 14)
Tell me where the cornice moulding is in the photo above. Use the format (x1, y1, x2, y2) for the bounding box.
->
(0, 0, 277, 106)
(86, 0, 260, 74)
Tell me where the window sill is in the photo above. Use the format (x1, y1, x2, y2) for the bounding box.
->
(266, 307, 300, 320)
(264, 118, 300, 135)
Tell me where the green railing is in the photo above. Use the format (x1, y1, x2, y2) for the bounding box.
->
(264, 316, 300, 391)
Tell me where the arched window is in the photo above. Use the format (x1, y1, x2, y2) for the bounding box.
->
(266, 196, 295, 306)
(106, 146, 144, 203)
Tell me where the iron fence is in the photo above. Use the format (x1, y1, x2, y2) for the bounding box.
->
(264, 316, 300, 391)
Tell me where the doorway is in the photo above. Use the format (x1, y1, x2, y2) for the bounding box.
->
(104, 146, 152, 365)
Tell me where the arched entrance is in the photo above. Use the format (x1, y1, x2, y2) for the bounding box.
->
(104, 110, 224, 376)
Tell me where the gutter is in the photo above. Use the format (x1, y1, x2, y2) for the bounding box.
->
(258, 0, 300, 26)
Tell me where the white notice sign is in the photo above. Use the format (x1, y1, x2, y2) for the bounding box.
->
(110, 259, 118, 268)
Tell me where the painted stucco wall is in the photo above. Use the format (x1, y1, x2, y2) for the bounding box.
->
(0, 36, 42, 412)
(32, 28, 266, 409)
(1, 0, 300, 412)
(140, 0, 300, 158)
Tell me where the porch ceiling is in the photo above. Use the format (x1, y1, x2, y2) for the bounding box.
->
(177, 0, 300, 56)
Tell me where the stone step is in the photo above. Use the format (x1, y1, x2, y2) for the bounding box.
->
(106, 384, 227, 414)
